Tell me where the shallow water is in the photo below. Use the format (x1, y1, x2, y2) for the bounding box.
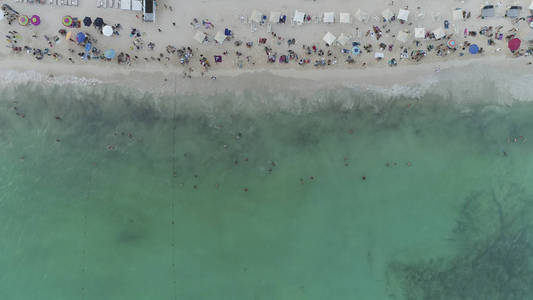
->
(1, 72, 533, 299)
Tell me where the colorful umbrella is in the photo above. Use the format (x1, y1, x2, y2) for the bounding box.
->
(18, 15, 29, 26)
(62, 15, 73, 27)
(76, 32, 86, 43)
(447, 39, 456, 48)
(469, 44, 479, 54)
(508, 38, 521, 52)
(104, 49, 115, 59)
(30, 15, 40, 26)
(351, 46, 361, 55)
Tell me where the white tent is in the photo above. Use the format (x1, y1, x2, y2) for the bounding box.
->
(396, 31, 409, 43)
(432, 27, 446, 39)
(120, 0, 131, 10)
(323, 12, 335, 23)
(398, 9, 409, 21)
(102, 25, 113, 37)
(270, 11, 281, 23)
(337, 33, 350, 46)
(193, 31, 206, 43)
(415, 27, 426, 39)
(355, 9, 369, 22)
(0, 13, 4, 21)
(323, 32, 336, 45)
(529, 1, 533, 10)
(294, 10, 305, 24)
(214, 32, 226, 44)
(339, 12, 351, 24)
(453, 9, 463, 21)
(250, 10, 263, 23)
(382, 8, 394, 21)
(375, 52, 384, 58)
(131, 0, 142, 11)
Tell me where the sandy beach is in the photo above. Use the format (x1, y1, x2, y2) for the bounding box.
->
(2, 0, 533, 93)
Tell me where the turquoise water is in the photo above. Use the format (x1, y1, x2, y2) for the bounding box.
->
(1, 74, 533, 299)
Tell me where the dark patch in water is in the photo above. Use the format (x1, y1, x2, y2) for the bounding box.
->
(387, 187, 533, 300)
(116, 228, 144, 245)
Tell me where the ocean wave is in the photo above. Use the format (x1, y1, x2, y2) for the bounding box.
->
(1, 63, 532, 116)
(0, 70, 101, 88)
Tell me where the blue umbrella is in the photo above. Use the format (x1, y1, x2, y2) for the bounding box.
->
(83, 42, 92, 60)
(351, 46, 360, 55)
(76, 32, 86, 44)
(104, 49, 115, 59)
(469, 44, 479, 54)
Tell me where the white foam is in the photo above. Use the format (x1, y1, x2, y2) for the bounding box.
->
(0, 70, 102, 88)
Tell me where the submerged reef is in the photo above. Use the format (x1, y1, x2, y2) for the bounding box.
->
(387, 184, 533, 300)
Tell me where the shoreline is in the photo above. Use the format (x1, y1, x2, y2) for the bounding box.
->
(1, 54, 531, 98)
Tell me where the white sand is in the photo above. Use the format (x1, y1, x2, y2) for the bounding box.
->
(1, 0, 533, 93)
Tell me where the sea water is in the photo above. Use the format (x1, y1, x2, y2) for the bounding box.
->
(1, 68, 533, 300)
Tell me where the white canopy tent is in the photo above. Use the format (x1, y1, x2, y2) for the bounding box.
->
(453, 9, 463, 21)
(270, 11, 281, 23)
(131, 0, 142, 11)
(339, 12, 351, 24)
(193, 31, 206, 43)
(398, 9, 409, 21)
(337, 33, 350, 46)
(323, 12, 335, 23)
(294, 10, 305, 24)
(382, 8, 394, 21)
(250, 10, 263, 23)
(355, 9, 369, 22)
(323, 32, 336, 45)
(415, 27, 426, 39)
(432, 27, 446, 39)
(120, 0, 131, 10)
(214, 32, 226, 44)
(396, 31, 409, 43)
(530, 1, 533, 10)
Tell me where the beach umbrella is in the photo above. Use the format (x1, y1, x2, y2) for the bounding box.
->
(104, 49, 115, 59)
(83, 16, 92, 27)
(508, 38, 521, 51)
(18, 15, 29, 26)
(102, 25, 113, 36)
(66, 31, 72, 41)
(447, 39, 456, 48)
(76, 32, 86, 43)
(469, 44, 479, 54)
(351, 46, 361, 55)
(62, 15, 73, 27)
(30, 15, 40, 26)
(94, 17, 103, 27)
